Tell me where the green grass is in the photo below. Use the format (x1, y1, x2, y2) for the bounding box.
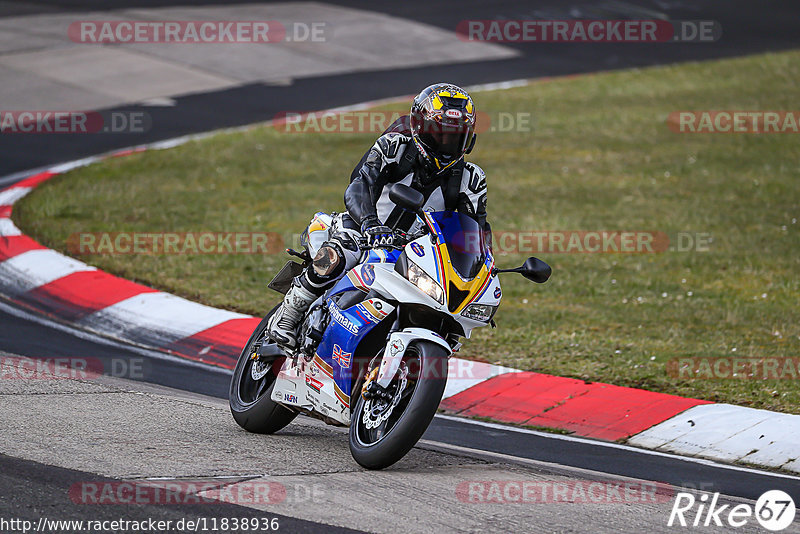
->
(15, 50, 800, 413)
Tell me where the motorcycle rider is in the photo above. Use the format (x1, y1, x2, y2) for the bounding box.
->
(267, 82, 491, 349)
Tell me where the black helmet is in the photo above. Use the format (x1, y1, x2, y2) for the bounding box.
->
(410, 83, 477, 174)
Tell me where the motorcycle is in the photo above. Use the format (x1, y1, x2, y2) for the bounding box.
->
(229, 184, 551, 469)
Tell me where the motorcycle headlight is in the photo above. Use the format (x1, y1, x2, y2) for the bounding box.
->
(406, 262, 445, 305)
(462, 303, 497, 322)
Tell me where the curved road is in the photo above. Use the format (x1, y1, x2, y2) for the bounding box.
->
(2, 1, 800, 532)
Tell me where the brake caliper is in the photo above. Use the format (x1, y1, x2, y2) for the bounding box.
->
(361, 367, 379, 399)
(359, 367, 390, 401)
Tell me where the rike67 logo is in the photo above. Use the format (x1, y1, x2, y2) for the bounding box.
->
(668, 490, 796, 531)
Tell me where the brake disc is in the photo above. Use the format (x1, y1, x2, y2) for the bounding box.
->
(362, 364, 409, 430)
(250, 358, 271, 380)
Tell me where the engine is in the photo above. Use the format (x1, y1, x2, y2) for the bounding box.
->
(298, 304, 329, 360)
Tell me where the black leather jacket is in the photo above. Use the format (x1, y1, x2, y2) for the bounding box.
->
(345, 133, 489, 236)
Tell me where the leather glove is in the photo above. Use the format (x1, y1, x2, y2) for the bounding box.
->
(361, 217, 394, 248)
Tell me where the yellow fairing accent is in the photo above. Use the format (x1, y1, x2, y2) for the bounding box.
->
(308, 219, 327, 234)
(435, 241, 491, 314)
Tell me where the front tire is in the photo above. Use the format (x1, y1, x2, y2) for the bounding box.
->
(349, 341, 449, 469)
(229, 306, 297, 434)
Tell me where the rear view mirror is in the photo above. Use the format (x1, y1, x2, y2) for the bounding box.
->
(494, 257, 551, 283)
(518, 257, 551, 283)
(389, 183, 425, 212)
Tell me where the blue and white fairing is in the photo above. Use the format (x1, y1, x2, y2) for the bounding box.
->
(272, 210, 501, 425)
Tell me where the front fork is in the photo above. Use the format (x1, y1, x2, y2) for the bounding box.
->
(372, 328, 453, 390)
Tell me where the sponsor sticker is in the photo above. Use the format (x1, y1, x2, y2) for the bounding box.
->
(360, 299, 390, 322)
(389, 339, 405, 357)
(361, 264, 375, 285)
(305, 375, 323, 393)
(329, 302, 359, 334)
(410, 242, 426, 257)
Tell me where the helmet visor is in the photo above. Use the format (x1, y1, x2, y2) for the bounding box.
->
(417, 118, 471, 158)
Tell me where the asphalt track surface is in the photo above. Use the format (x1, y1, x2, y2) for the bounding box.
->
(2, 0, 800, 531)
(2, 300, 800, 506)
(5, 347, 781, 533)
(0, 453, 363, 534)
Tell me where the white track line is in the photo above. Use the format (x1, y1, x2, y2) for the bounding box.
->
(434, 414, 800, 481)
(0, 167, 52, 187)
(0, 218, 21, 236)
(0, 186, 31, 205)
(77, 292, 249, 344)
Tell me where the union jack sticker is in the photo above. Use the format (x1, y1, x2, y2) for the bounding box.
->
(332, 344, 352, 368)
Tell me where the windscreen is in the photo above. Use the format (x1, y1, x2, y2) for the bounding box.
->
(429, 211, 486, 280)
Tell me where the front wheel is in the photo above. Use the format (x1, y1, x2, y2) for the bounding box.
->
(229, 306, 297, 434)
(349, 341, 449, 469)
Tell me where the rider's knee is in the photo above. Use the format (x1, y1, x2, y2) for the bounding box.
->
(311, 243, 346, 280)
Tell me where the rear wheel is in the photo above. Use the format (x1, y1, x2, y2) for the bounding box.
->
(349, 341, 448, 469)
(229, 306, 297, 434)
